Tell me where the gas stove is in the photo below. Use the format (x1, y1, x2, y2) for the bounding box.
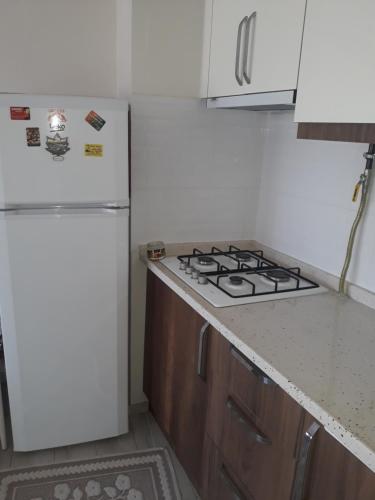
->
(161, 245, 326, 307)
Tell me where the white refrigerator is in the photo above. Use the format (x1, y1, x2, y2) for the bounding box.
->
(0, 94, 129, 451)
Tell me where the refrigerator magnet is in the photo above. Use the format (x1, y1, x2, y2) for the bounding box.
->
(85, 110, 106, 131)
(45, 133, 70, 161)
(84, 144, 103, 157)
(10, 107, 30, 120)
(26, 127, 41, 147)
(48, 109, 67, 132)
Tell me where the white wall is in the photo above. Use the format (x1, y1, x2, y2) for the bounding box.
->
(256, 112, 375, 292)
(130, 95, 264, 403)
(132, 0, 204, 98)
(117, 0, 132, 98)
(0, 0, 131, 98)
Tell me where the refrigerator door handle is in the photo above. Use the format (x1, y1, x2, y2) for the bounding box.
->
(0, 203, 129, 214)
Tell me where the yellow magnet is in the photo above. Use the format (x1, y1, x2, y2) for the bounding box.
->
(84, 144, 103, 157)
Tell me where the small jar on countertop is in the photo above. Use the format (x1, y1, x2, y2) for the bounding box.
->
(147, 241, 166, 261)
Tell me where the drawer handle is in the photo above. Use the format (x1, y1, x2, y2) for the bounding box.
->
(230, 346, 275, 386)
(220, 464, 250, 500)
(197, 321, 210, 379)
(291, 421, 321, 500)
(226, 398, 271, 446)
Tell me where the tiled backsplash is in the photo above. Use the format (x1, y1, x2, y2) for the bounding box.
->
(131, 95, 264, 244)
(256, 112, 375, 293)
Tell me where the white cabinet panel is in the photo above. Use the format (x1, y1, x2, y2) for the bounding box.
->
(295, 0, 375, 123)
(208, 0, 306, 98)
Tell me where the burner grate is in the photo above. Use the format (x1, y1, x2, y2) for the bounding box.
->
(175, 246, 319, 299)
(208, 266, 319, 298)
(177, 245, 276, 272)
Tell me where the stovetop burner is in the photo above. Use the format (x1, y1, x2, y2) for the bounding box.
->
(198, 256, 215, 266)
(264, 269, 291, 283)
(234, 252, 253, 262)
(229, 276, 245, 286)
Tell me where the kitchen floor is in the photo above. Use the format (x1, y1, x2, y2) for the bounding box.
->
(0, 412, 199, 500)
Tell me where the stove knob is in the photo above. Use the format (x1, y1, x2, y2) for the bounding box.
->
(185, 266, 193, 275)
(192, 269, 200, 279)
(179, 261, 187, 271)
(198, 275, 208, 285)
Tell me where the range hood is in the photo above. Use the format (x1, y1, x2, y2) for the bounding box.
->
(205, 90, 296, 111)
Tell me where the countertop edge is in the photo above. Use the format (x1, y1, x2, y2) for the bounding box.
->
(146, 260, 375, 473)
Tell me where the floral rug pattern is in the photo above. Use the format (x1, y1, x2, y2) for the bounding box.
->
(47, 473, 142, 500)
(0, 449, 180, 500)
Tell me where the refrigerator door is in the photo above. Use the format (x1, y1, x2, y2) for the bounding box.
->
(0, 207, 129, 451)
(0, 95, 129, 207)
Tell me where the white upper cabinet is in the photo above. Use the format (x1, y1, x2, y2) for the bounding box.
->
(206, 0, 306, 98)
(295, 0, 375, 123)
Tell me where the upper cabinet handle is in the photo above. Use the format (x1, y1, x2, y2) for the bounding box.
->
(235, 16, 248, 86)
(243, 11, 257, 85)
(197, 321, 210, 379)
(219, 464, 250, 500)
(226, 398, 272, 446)
(291, 421, 321, 500)
(230, 346, 275, 386)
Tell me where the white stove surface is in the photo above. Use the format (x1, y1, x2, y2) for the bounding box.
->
(161, 251, 327, 308)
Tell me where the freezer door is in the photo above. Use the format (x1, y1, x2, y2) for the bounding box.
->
(0, 95, 129, 206)
(0, 207, 129, 451)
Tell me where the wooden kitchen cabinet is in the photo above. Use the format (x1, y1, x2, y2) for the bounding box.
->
(206, 0, 306, 98)
(294, 414, 375, 500)
(295, 0, 375, 129)
(144, 270, 210, 491)
(144, 270, 375, 499)
(205, 331, 304, 500)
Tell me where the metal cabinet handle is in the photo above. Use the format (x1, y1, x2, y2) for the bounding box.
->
(197, 321, 210, 379)
(235, 16, 248, 86)
(226, 398, 272, 446)
(243, 11, 257, 84)
(220, 464, 249, 500)
(230, 346, 275, 386)
(291, 421, 321, 500)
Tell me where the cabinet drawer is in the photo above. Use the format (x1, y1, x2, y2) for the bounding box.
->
(202, 435, 253, 500)
(220, 395, 297, 500)
(228, 346, 303, 451)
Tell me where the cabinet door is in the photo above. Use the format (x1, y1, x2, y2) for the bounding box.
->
(292, 414, 375, 500)
(208, 0, 306, 97)
(144, 271, 209, 491)
(295, 0, 375, 123)
(144, 270, 174, 434)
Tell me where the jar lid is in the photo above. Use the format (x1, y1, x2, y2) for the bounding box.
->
(147, 241, 165, 250)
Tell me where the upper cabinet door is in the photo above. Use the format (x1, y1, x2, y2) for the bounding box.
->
(295, 0, 375, 123)
(207, 0, 306, 98)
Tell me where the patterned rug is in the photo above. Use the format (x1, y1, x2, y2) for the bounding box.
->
(0, 449, 181, 500)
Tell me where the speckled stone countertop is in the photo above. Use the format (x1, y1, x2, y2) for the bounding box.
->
(140, 241, 375, 473)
